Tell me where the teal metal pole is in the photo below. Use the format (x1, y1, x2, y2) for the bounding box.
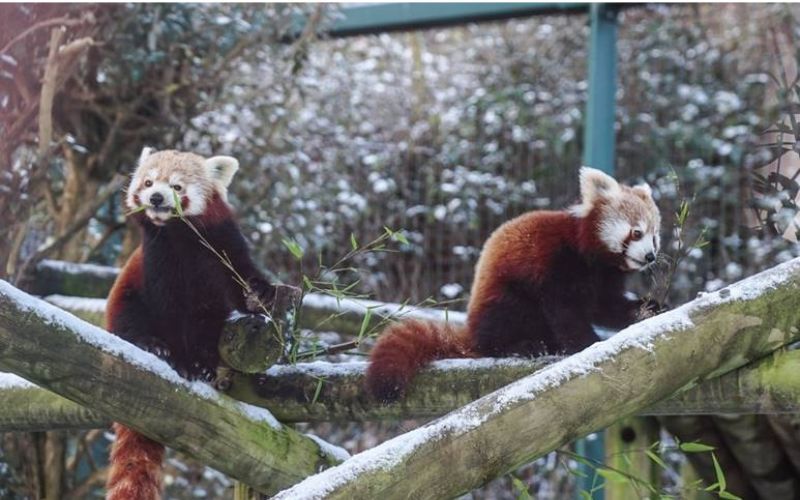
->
(581, 3, 618, 174)
(576, 5, 618, 500)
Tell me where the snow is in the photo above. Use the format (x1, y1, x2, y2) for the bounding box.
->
(44, 294, 107, 313)
(0, 280, 281, 430)
(305, 433, 352, 462)
(38, 259, 119, 279)
(264, 357, 549, 379)
(301, 293, 467, 325)
(272, 257, 800, 499)
(0, 373, 34, 389)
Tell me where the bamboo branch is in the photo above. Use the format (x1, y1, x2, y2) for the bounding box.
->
(271, 257, 800, 499)
(0, 281, 345, 494)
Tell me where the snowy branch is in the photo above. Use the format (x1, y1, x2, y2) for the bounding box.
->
(0, 281, 346, 494)
(271, 257, 800, 499)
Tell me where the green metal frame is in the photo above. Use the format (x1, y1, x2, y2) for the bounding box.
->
(327, 3, 588, 37)
(311, 3, 622, 498)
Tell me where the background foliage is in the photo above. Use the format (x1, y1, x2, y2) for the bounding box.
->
(2, 3, 800, 498)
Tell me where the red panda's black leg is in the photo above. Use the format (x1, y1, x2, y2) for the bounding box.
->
(108, 289, 168, 357)
(591, 295, 642, 330)
(540, 295, 599, 353)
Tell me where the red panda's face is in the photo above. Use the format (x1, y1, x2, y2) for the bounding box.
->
(573, 167, 661, 272)
(126, 148, 239, 226)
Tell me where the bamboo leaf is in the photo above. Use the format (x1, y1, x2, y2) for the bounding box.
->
(712, 452, 726, 492)
(282, 238, 304, 260)
(680, 442, 715, 453)
(596, 468, 628, 484)
(645, 449, 668, 470)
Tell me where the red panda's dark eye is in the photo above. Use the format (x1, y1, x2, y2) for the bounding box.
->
(172, 184, 182, 192)
(632, 229, 644, 241)
(144, 180, 153, 187)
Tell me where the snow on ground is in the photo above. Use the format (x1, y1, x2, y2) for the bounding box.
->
(272, 257, 800, 499)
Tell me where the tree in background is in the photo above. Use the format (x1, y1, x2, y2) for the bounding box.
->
(0, 4, 327, 497)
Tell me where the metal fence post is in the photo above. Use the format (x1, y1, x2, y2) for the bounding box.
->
(576, 4, 618, 500)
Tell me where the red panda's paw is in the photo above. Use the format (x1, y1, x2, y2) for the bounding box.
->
(135, 336, 171, 359)
(636, 298, 668, 320)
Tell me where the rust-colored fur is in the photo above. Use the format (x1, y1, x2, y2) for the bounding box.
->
(105, 149, 288, 500)
(107, 424, 164, 500)
(367, 168, 661, 402)
(365, 320, 473, 401)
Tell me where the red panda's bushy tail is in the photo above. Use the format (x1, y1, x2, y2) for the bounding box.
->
(366, 319, 473, 403)
(106, 423, 164, 500)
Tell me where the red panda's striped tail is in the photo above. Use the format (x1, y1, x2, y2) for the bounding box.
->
(366, 319, 473, 403)
(106, 423, 164, 500)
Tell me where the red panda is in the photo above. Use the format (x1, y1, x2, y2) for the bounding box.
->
(105, 148, 297, 500)
(366, 167, 662, 402)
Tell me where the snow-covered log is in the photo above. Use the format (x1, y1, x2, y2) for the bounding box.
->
(34, 259, 467, 337)
(7, 347, 800, 431)
(0, 281, 346, 494)
(271, 258, 800, 499)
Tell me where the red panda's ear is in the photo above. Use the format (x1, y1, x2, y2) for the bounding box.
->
(631, 183, 652, 200)
(579, 167, 620, 205)
(139, 146, 154, 165)
(204, 156, 239, 188)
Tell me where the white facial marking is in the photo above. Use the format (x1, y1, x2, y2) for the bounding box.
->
(598, 217, 631, 254)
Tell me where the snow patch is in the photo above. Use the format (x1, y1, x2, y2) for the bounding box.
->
(45, 294, 107, 313)
(301, 293, 466, 325)
(38, 259, 119, 279)
(305, 434, 351, 462)
(0, 373, 35, 389)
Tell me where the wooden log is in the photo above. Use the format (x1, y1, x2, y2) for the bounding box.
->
(0, 280, 346, 494)
(9, 346, 800, 430)
(269, 257, 800, 499)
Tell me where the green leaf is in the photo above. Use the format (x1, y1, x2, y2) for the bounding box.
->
(680, 442, 715, 453)
(596, 468, 628, 484)
(392, 231, 409, 245)
(282, 238, 304, 260)
(578, 491, 592, 500)
(172, 189, 184, 217)
(712, 452, 726, 492)
(718, 491, 741, 500)
(350, 233, 358, 251)
(645, 449, 668, 470)
(510, 476, 533, 500)
(358, 308, 373, 342)
(311, 377, 324, 405)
